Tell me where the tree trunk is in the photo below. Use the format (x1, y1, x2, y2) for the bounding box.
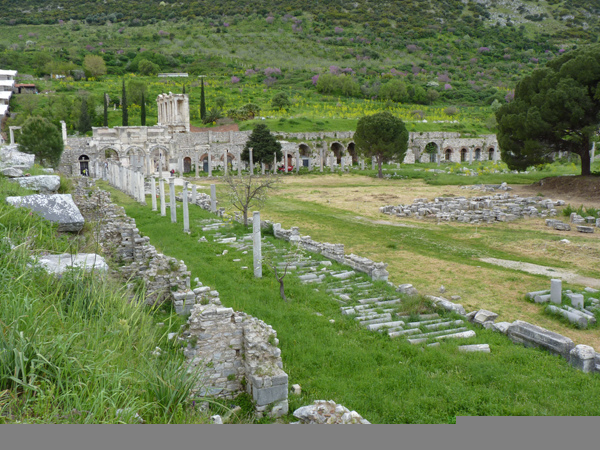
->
(580, 147, 591, 176)
(377, 156, 383, 179)
(243, 209, 248, 226)
(279, 279, 287, 302)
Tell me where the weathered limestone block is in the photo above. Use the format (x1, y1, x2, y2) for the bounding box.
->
(458, 344, 491, 353)
(426, 295, 466, 315)
(13, 175, 61, 193)
(292, 400, 370, 424)
(1, 167, 23, 177)
(569, 345, 596, 373)
(472, 310, 498, 326)
(396, 283, 418, 296)
(35, 253, 108, 275)
(0, 144, 35, 169)
(576, 226, 594, 234)
(506, 320, 575, 358)
(6, 194, 85, 232)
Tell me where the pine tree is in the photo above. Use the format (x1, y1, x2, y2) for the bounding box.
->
(122, 79, 128, 126)
(200, 78, 206, 121)
(78, 98, 92, 134)
(103, 92, 108, 127)
(141, 92, 146, 126)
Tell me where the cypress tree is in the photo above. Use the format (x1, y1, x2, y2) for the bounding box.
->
(200, 78, 206, 121)
(78, 97, 92, 134)
(103, 92, 108, 127)
(122, 79, 128, 126)
(182, 84, 186, 94)
(141, 92, 146, 126)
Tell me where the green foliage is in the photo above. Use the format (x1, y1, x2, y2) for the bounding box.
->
(241, 123, 282, 165)
(141, 92, 146, 126)
(562, 204, 599, 218)
(271, 92, 291, 111)
(17, 116, 64, 168)
(354, 111, 409, 178)
(138, 59, 160, 76)
(496, 44, 600, 176)
(200, 78, 206, 121)
(202, 106, 223, 124)
(78, 97, 92, 134)
(83, 54, 107, 79)
(127, 79, 148, 106)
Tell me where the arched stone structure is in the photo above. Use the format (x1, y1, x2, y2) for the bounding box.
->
(331, 142, 344, 164)
(347, 142, 357, 164)
(460, 148, 468, 162)
(78, 154, 90, 175)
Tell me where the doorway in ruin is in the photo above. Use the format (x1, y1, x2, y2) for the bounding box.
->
(347, 142, 358, 164)
(445, 148, 452, 161)
(184, 157, 192, 173)
(331, 142, 344, 164)
(299, 144, 311, 168)
(104, 148, 120, 162)
(475, 148, 481, 161)
(461, 148, 468, 162)
(488, 147, 495, 161)
(78, 154, 90, 175)
(425, 142, 438, 162)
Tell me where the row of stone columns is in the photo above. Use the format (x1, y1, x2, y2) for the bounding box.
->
(106, 161, 146, 205)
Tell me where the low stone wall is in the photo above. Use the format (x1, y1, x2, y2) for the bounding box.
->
(271, 223, 389, 281)
(72, 177, 288, 415)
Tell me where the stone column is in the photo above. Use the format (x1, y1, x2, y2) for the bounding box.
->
(469, 148, 473, 164)
(360, 158, 364, 170)
(192, 184, 197, 204)
(210, 184, 217, 213)
(195, 153, 199, 178)
(341, 155, 345, 172)
(178, 156, 184, 174)
(296, 150, 300, 174)
(60, 121, 67, 141)
(9, 127, 15, 145)
(551, 279, 562, 305)
(253, 211, 262, 278)
(261, 162, 265, 175)
(160, 177, 166, 216)
(284, 153, 288, 173)
(330, 152, 335, 172)
(151, 177, 157, 211)
(183, 181, 190, 233)
(139, 172, 146, 205)
(238, 156, 242, 177)
(371, 157, 375, 170)
(273, 152, 277, 174)
(249, 148, 254, 174)
(169, 177, 177, 223)
(591, 142, 596, 167)
(320, 147, 324, 172)
(158, 156, 163, 178)
(208, 151, 212, 177)
(130, 168, 135, 198)
(224, 153, 228, 175)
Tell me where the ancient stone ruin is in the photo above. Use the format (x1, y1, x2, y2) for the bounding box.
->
(380, 193, 564, 224)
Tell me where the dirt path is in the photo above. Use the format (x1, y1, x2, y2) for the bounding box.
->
(480, 257, 600, 288)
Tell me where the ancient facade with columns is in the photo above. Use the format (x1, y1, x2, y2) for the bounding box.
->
(58, 93, 500, 177)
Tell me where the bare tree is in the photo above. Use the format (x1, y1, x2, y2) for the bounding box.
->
(223, 174, 281, 226)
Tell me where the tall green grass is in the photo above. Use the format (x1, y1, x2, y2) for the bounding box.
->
(0, 176, 212, 423)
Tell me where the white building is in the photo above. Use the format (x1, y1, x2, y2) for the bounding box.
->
(0, 69, 17, 81)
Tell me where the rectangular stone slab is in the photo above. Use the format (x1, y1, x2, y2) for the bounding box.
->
(507, 320, 575, 358)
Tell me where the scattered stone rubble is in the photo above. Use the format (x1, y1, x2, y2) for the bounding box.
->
(292, 400, 370, 424)
(33, 253, 108, 275)
(460, 182, 512, 192)
(12, 175, 60, 193)
(380, 193, 564, 224)
(0, 144, 35, 171)
(545, 212, 599, 234)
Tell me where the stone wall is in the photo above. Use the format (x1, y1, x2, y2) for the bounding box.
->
(270, 222, 389, 281)
(184, 299, 289, 417)
(72, 177, 288, 415)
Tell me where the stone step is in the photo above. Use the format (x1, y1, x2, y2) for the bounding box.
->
(331, 271, 357, 280)
(421, 320, 464, 331)
(396, 313, 439, 321)
(406, 318, 444, 328)
(406, 327, 469, 343)
(366, 320, 406, 331)
(352, 308, 396, 316)
(357, 297, 386, 304)
(358, 316, 395, 326)
(356, 313, 392, 322)
(388, 328, 422, 338)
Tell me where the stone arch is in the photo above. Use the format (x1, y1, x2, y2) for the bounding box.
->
(299, 143, 311, 168)
(444, 148, 453, 161)
(475, 148, 481, 161)
(460, 148, 468, 162)
(347, 142, 358, 164)
(425, 142, 438, 163)
(149, 145, 169, 174)
(488, 147, 495, 161)
(220, 152, 236, 170)
(78, 154, 90, 175)
(101, 147, 120, 161)
(331, 142, 344, 164)
(199, 153, 209, 172)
